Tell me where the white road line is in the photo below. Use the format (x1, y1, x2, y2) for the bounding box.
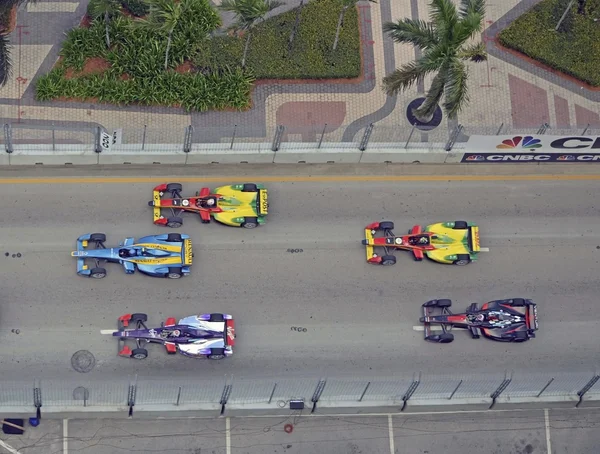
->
(63, 419, 68, 454)
(479, 247, 490, 252)
(412, 326, 442, 332)
(545, 409, 552, 454)
(388, 415, 395, 454)
(0, 440, 22, 454)
(225, 417, 231, 454)
(100, 329, 115, 335)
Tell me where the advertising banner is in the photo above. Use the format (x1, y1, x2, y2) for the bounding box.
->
(462, 135, 600, 163)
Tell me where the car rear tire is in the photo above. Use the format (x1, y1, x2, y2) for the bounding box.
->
(89, 267, 106, 279)
(242, 217, 258, 229)
(436, 299, 452, 308)
(166, 183, 183, 193)
(379, 221, 394, 231)
(438, 333, 454, 343)
(166, 217, 183, 228)
(381, 255, 396, 266)
(166, 233, 182, 242)
(508, 298, 526, 306)
(89, 233, 106, 242)
(209, 313, 225, 322)
(242, 183, 258, 192)
(130, 313, 148, 323)
(453, 254, 471, 266)
(167, 267, 182, 279)
(208, 348, 226, 360)
(131, 348, 148, 360)
(513, 332, 529, 342)
(453, 221, 468, 229)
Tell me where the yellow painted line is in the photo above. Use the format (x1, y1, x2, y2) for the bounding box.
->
(0, 174, 599, 184)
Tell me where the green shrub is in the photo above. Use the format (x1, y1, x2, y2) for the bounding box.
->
(121, 0, 149, 17)
(498, 0, 600, 87)
(193, 0, 361, 79)
(59, 21, 108, 70)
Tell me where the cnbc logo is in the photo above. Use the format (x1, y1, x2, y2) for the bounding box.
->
(497, 136, 542, 150)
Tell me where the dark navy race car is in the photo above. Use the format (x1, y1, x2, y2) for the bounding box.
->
(113, 313, 235, 359)
(420, 298, 538, 343)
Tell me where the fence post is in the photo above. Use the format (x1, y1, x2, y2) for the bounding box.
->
(318, 124, 327, 149)
(404, 123, 417, 149)
(537, 123, 550, 134)
(271, 125, 285, 151)
(183, 125, 193, 153)
(448, 380, 463, 400)
(536, 378, 554, 398)
(4, 123, 13, 153)
(444, 124, 463, 151)
(582, 123, 590, 135)
(33, 379, 42, 420)
(51, 123, 56, 151)
(310, 378, 327, 413)
(496, 123, 504, 135)
(400, 372, 421, 411)
(359, 123, 374, 151)
(127, 375, 137, 418)
(489, 371, 512, 409)
(358, 382, 371, 402)
(141, 125, 147, 150)
(576, 373, 600, 408)
(230, 125, 237, 150)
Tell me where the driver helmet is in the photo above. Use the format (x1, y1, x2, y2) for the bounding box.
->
(172, 329, 181, 337)
(119, 249, 127, 258)
(476, 314, 485, 321)
(206, 198, 215, 206)
(128, 248, 137, 256)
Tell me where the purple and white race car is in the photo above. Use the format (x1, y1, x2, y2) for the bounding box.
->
(113, 312, 235, 360)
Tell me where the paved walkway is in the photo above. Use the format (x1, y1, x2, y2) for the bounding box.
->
(0, 0, 598, 146)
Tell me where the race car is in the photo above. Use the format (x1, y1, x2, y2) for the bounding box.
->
(361, 220, 486, 266)
(149, 182, 268, 229)
(70, 233, 192, 279)
(419, 298, 538, 343)
(113, 312, 235, 359)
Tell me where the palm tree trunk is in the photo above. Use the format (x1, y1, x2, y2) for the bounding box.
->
(104, 11, 111, 48)
(333, 6, 348, 51)
(288, 0, 304, 53)
(241, 31, 252, 68)
(164, 28, 173, 70)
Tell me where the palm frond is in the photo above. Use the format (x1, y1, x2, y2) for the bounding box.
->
(220, 0, 283, 26)
(458, 41, 487, 62)
(459, 0, 486, 19)
(87, 0, 120, 20)
(382, 57, 440, 96)
(0, 34, 12, 87)
(383, 18, 439, 50)
(414, 69, 446, 119)
(442, 59, 469, 119)
(429, 0, 458, 40)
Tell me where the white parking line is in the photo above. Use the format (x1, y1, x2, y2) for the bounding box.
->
(479, 247, 490, 252)
(388, 415, 395, 454)
(412, 326, 442, 332)
(100, 330, 115, 335)
(545, 409, 552, 454)
(226, 417, 231, 454)
(0, 440, 22, 454)
(63, 419, 68, 454)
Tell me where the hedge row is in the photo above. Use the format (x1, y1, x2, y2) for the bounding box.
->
(498, 0, 600, 87)
(36, 67, 254, 112)
(194, 0, 361, 80)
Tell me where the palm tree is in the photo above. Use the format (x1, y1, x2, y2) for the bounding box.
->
(333, 0, 376, 51)
(219, 0, 283, 68)
(88, 0, 121, 48)
(0, 0, 38, 87)
(382, 0, 487, 121)
(143, 0, 184, 70)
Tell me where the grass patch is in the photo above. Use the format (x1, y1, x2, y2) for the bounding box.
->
(195, 0, 361, 79)
(498, 0, 600, 87)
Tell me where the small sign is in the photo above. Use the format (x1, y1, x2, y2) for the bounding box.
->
(100, 132, 112, 151)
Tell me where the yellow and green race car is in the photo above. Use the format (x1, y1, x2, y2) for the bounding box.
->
(149, 183, 268, 229)
(362, 220, 487, 266)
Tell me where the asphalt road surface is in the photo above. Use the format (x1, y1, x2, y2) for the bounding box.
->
(0, 166, 599, 382)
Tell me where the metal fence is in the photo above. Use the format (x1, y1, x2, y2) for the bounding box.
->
(2, 122, 599, 154)
(1, 372, 599, 415)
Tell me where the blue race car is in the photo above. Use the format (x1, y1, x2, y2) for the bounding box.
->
(70, 233, 193, 279)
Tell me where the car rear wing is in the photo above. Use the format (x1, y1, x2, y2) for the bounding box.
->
(257, 189, 268, 215)
(182, 239, 193, 265)
(225, 319, 235, 346)
(527, 303, 539, 331)
(468, 226, 481, 252)
(363, 227, 376, 261)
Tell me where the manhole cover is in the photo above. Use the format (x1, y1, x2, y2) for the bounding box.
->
(71, 350, 96, 373)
